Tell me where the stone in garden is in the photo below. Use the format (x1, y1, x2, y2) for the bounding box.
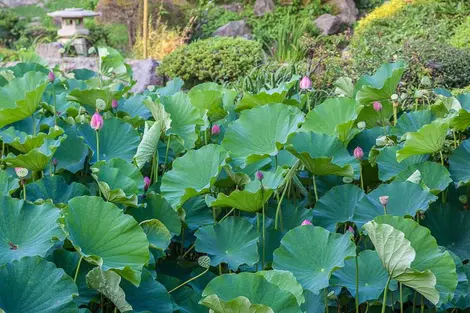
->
(0, 0, 41, 7)
(213, 20, 251, 38)
(127, 59, 163, 93)
(314, 14, 342, 35)
(221, 3, 243, 12)
(326, 0, 359, 25)
(36, 43, 63, 59)
(254, 0, 275, 16)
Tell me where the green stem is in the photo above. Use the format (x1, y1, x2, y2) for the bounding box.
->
(96, 131, 100, 162)
(168, 268, 209, 293)
(262, 201, 266, 270)
(359, 164, 364, 191)
(220, 208, 235, 222)
(22, 182, 26, 201)
(420, 295, 424, 313)
(400, 282, 403, 313)
(181, 243, 195, 259)
(412, 291, 417, 313)
(324, 288, 329, 313)
(381, 276, 392, 313)
(439, 150, 444, 167)
(365, 302, 369, 313)
(275, 181, 289, 230)
(355, 253, 359, 313)
(155, 148, 159, 183)
(74, 256, 83, 283)
(164, 136, 171, 167)
(52, 84, 57, 126)
(454, 131, 458, 149)
(312, 175, 318, 202)
(204, 129, 208, 145)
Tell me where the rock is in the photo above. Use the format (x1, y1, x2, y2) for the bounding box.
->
(36, 43, 63, 59)
(127, 58, 163, 93)
(213, 20, 251, 38)
(314, 14, 342, 36)
(221, 3, 243, 12)
(0, 0, 41, 7)
(325, 0, 358, 25)
(254, 0, 275, 16)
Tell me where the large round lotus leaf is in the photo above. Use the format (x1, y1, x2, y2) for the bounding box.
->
(267, 199, 311, 231)
(0, 169, 19, 195)
(77, 117, 140, 164)
(301, 97, 363, 144)
(120, 268, 173, 313)
(396, 119, 449, 162)
(0, 71, 47, 128)
(376, 146, 429, 181)
(195, 216, 259, 270)
(161, 144, 229, 209)
(451, 108, 470, 132)
(67, 87, 114, 112)
(455, 264, 470, 309)
(356, 101, 393, 129)
(301, 290, 324, 313)
(222, 103, 304, 167)
(447, 250, 468, 305)
(312, 184, 365, 232)
(372, 215, 458, 305)
(158, 274, 207, 313)
(347, 127, 385, 160)
(140, 219, 171, 252)
(202, 272, 302, 313)
(188, 86, 226, 122)
(183, 196, 213, 230)
(236, 90, 288, 112)
(286, 131, 358, 177)
(393, 162, 452, 194)
(331, 250, 389, 303)
(256, 270, 305, 305)
(161, 92, 204, 152)
(273, 225, 356, 294)
(52, 125, 89, 173)
(25, 175, 89, 206)
(353, 182, 437, 227)
(421, 202, 470, 261)
(449, 138, 470, 187)
(118, 94, 152, 126)
(6, 62, 49, 78)
(355, 61, 405, 105)
(391, 110, 435, 139)
(0, 256, 78, 312)
(200, 295, 274, 313)
(0, 196, 63, 265)
(91, 158, 144, 207)
(0, 125, 63, 153)
(63, 196, 150, 286)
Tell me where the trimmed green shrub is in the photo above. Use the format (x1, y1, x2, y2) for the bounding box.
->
(159, 37, 263, 86)
(450, 16, 470, 49)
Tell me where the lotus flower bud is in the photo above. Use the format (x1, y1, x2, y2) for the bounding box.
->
(90, 111, 104, 130)
(299, 76, 312, 90)
(256, 171, 264, 181)
(95, 99, 106, 111)
(353, 146, 364, 160)
(144, 176, 151, 191)
(357, 121, 366, 130)
(373, 101, 382, 112)
(198, 255, 211, 269)
(347, 226, 354, 233)
(301, 219, 312, 226)
(15, 167, 28, 178)
(211, 124, 221, 136)
(379, 196, 389, 206)
(48, 71, 55, 83)
(52, 158, 58, 166)
(111, 99, 118, 110)
(459, 195, 468, 205)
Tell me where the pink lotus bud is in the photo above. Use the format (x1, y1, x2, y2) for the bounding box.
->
(15, 167, 28, 178)
(211, 124, 221, 135)
(373, 101, 382, 112)
(256, 171, 264, 180)
(144, 176, 151, 191)
(112, 99, 118, 109)
(299, 76, 312, 90)
(48, 71, 55, 83)
(301, 219, 312, 226)
(90, 111, 104, 131)
(379, 196, 389, 206)
(347, 226, 354, 233)
(52, 158, 58, 166)
(353, 146, 364, 160)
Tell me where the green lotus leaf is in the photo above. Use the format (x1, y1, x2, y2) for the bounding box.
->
(0, 71, 48, 128)
(312, 184, 365, 231)
(200, 295, 274, 313)
(286, 131, 358, 177)
(134, 121, 162, 168)
(451, 109, 470, 132)
(454, 264, 470, 309)
(195, 216, 259, 270)
(183, 196, 214, 230)
(0, 125, 63, 153)
(25, 175, 89, 206)
(356, 101, 394, 129)
(376, 146, 429, 181)
(4, 137, 65, 171)
(86, 267, 132, 312)
(52, 125, 89, 173)
(363, 220, 439, 304)
(161, 144, 229, 209)
(236, 90, 288, 111)
(355, 61, 405, 105)
(334, 77, 355, 98)
(128, 193, 181, 236)
(91, 158, 144, 207)
(120, 268, 173, 313)
(63, 196, 150, 285)
(449, 138, 470, 187)
(301, 97, 363, 144)
(202, 272, 302, 313)
(140, 219, 171, 252)
(301, 290, 324, 313)
(331, 250, 389, 303)
(143, 97, 172, 131)
(158, 274, 207, 313)
(394, 162, 452, 194)
(0, 256, 78, 312)
(161, 92, 205, 153)
(0, 196, 64, 265)
(354, 181, 437, 227)
(372, 215, 458, 305)
(447, 250, 468, 305)
(67, 87, 114, 112)
(273, 225, 356, 294)
(391, 110, 435, 139)
(188, 86, 226, 122)
(0, 169, 19, 195)
(155, 77, 184, 97)
(222, 103, 304, 167)
(348, 127, 385, 160)
(396, 119, 449, 162)
(78, 117, 140, 163)
(6, 62, 49, 78)
(256, 270, 305, 305)
(118, 94, 152, 127)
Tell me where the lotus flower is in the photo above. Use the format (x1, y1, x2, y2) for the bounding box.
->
(48, 71, 55, 83)
(256, 171, 264, 180)
(373, 101, 382, 112)
(15, 167, 28, 178)
(112, 99, 118, 109)
(144, 176, 151, 191)
(211, 124, 221, 135)
(90, 111, 104, 130)
(379, 195, 389, 206)
(52, 158, 58, 166)
(300, 76, 312, 90)
(301, 219, 312, 226)
(347, 226, 354, 233)
(353, 146, 364, 160)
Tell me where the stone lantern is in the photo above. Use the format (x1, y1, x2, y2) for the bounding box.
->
(48, 8, 100, 56)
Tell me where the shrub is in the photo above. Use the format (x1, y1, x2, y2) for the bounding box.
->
(0, 10, 26, 49)
(159, 37, 263, 86)
(450, 16, 470, 49)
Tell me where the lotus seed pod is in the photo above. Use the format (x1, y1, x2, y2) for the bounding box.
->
(357, 121, 366, 130)
(198, 256, 211, 269)
(15, 167, 28, 178)
(95, 99, 106, 111)
(391, 94, 399, 101)
(342, 177, 353, 184)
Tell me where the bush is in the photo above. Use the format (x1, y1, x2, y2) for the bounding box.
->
(0, 10, 26, 49)
(159, 37, 263, 86)
(450, 16, 470, 49)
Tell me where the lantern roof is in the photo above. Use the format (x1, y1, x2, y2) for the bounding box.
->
(47, 8, 100, 19)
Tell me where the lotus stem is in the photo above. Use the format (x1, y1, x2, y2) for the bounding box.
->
(220, 208, 235, 222)
(164, 136, 171, 167)
(74, 256, 83, 283)
(412, 291, 417, 313)
(168, 268, 209, 293)
(439, 150, 444, 167)
(95, 131, 100, 163)
(324, 288, 329, 313)
(454, 131, 458, 149)
(420, 295, 424, 313)
(312, 175, 318, 202)
(355, 254, 359, 313)
(52, 84, 57, 126)
(381, 276, 392, 313)
(275, 181, 289, 230)
(262, 201, 266, 270)
(181, 244, 195, 259)
(400, 282, 404, 313)
(359, 164, 364, 191)
(365, 302, 369, 313)
(22, 181, 26, 201)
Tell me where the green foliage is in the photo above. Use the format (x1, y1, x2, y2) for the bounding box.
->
(451, 16, 470, 49)
(0, 10, 26, 49)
